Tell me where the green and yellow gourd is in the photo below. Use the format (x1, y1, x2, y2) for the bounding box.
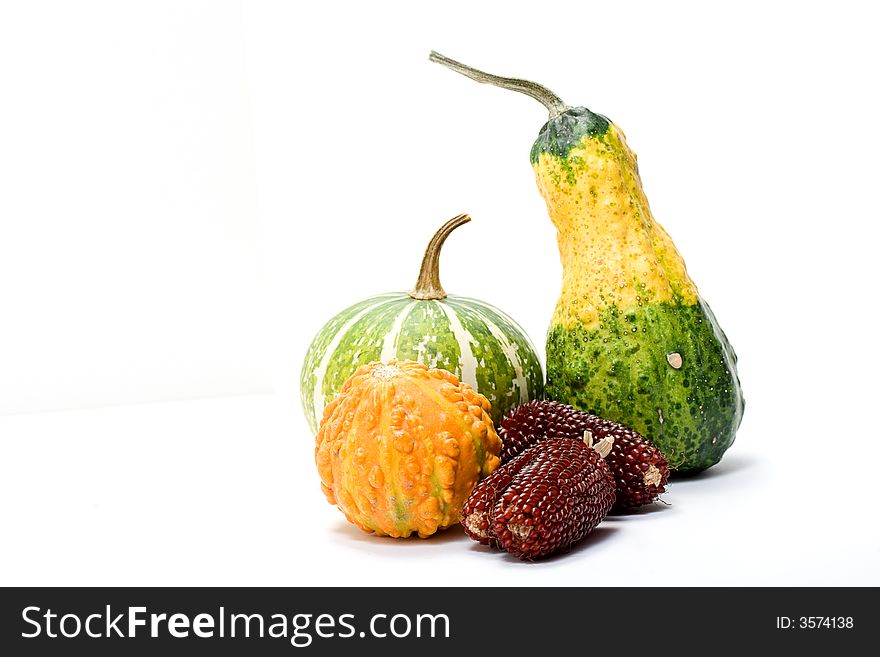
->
(301, 214, 543, 434)
(431, 53, 744, 473)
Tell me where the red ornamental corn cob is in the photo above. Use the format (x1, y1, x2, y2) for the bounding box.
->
(499, 400, 670, 510)
(462, 437, 616, 559)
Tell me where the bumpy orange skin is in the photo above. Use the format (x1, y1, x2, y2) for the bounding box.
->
(315, 360, 502, 538)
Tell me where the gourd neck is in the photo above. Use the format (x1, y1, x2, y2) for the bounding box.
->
(410, 213, 471, 300)
(429, 51, 569, 120)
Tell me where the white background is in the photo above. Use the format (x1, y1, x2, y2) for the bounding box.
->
(1, 0, 878, 585)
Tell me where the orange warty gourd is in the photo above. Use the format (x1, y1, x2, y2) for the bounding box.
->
(315, 360, 502, 538)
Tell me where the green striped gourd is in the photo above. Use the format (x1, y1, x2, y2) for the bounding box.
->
(431, 53, 744, 473)
(300, 214, 543, 434)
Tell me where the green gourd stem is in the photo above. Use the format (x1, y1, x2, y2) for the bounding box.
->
(410, 213, 471, 300)
(429, 51, 568, 119)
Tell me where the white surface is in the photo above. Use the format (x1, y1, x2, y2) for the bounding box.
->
(2, 0, 880, 585)
(0, 1, 271, 414)
(0, 393, 874, 586)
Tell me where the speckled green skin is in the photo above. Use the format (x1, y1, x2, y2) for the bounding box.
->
(530, 107, 611, 164)
(528, 103, 745, 474)
(546, 298, 744, 474)
(301, 293, 544, 434)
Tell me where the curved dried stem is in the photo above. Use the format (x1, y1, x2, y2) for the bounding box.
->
(429, 51, 568, 119)
(410, 213, 471, 300)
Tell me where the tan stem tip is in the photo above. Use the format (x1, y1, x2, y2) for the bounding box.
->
(371, 364, 402, 380)
(585, 430, 613, 458)
(593, 436, 614, 459)
(507, 522, 532, 541)
(464, 511, 488, 539)
(644, 464, 663, 488)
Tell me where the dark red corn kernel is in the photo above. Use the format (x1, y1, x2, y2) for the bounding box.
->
(499, 400, 670, 510)
(461, 447, 540, 547)
(462, 438, 616, 559)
